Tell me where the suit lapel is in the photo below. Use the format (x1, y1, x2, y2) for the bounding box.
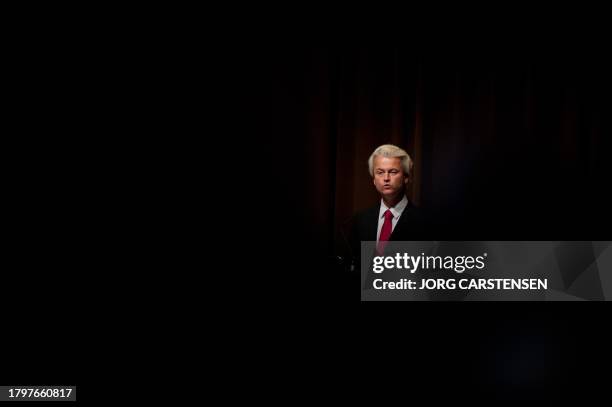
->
(390, 201, 414, 241)
(365, 203, 381, 242)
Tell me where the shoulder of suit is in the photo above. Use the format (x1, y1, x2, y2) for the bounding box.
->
(353, 203, 381, 220)
(399, 203, 428, 222)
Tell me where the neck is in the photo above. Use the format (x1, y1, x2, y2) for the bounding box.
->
(383, 194, 405, 209)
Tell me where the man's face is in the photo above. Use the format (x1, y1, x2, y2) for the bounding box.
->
(372, 156, 409, 200)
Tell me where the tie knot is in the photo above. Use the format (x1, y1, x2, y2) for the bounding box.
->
(384, 209, 393, 220)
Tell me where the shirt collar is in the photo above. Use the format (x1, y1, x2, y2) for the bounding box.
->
(379, 195, 409, 219)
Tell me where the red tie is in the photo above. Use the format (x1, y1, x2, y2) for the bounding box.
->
(377, 209, 393, 255)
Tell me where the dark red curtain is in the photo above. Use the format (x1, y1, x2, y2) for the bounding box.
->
(249, 47, 611, 265)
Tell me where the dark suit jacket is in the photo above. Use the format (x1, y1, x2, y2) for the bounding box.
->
(344, 201, 481, 300)
(346, 200, 427, 259)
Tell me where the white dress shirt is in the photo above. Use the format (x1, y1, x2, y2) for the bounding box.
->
(376, 195, 409, 243)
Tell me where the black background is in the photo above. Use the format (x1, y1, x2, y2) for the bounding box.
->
(4, 8, 611, 404)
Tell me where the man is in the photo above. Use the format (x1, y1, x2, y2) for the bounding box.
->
(346, 144, 427, 271)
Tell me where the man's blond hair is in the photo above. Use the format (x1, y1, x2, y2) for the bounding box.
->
(367, 144, 413, 177)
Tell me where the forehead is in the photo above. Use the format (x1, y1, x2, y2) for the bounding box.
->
(373, 155, 402, 169)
